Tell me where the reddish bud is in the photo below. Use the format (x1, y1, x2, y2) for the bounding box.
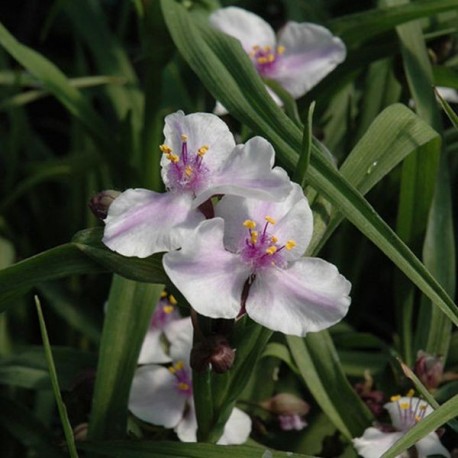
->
(88, 190, 121, 220)
(191, 335, 235, 374)
(414, 351, 444, 391)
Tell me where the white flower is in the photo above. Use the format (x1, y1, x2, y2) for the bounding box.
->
(103, 111, 291, 257)
(353, 396, 450, 458)
(163, 184, 351, 336)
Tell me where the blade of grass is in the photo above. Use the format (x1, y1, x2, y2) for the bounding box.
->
(294, 101, 315, 188)
(35, 296, 79, 458)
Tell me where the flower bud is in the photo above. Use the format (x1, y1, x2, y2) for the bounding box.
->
(191, 335, 235, 374)
(261, 393, 310, 417)
(88, 190, 120, 220)
(414, 351, 444, 391)
(354, 371, 385, 417)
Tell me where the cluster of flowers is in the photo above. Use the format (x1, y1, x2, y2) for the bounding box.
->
(101, 109, 351, 337)
(129, 292, 251, 442)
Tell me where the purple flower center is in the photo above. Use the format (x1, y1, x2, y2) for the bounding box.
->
(151, 293, 180, 330)
(250, 45, 285, 76)
(390, 394, 428, 431)
(168, 360, 193, 397)
(239, 216, 296, 272)
(161, 135, 210, 193)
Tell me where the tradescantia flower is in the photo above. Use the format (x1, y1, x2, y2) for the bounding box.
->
(163, 184, 351, 336)
(353, 393, 450, 458)
(102, 111, 291, 258)
(209, 6, 346, 112)
(129, 318, 252, 443)
(138, 290, 181, 365)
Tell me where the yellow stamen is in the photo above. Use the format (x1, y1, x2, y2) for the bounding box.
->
(390, 395, 401, 402)
(400, 402, 409, 410)
(419, 404, 427, 411)
(265, 216, 276, 225)
(181, 134, 188, 142)
(198, 145, 209, 156)
(250, 231, 258, 244)
(185, 165, 193, 177)
(243, 220, 256, 229)
(163, 305, 174, 314)
(285, 240, 296, 250)
(264, 45, 272, 52)
(175, 361, 184, 370)
(160, 291, 167, 298)
(160, 144, 172, 154)
(252, 45, 260, 51)
(406, 389, 415, 398)
(277, 45, 285, 55)
(266, 246, 277, 255)
(267, 54, 275, 63)
(271, 235, 278, 244)
(168, 294, 177, 305)
(167, 153, 179, 163)
(177, 382, 190, 391)
(257, 56, 268, 64)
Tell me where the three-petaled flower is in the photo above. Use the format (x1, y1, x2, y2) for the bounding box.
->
(163, 184, 351, 336)
(103, 111, 291, 257)
(209, 7, 346, 112)
(353, 393, 450, 458)
(129, 317, 252, 443)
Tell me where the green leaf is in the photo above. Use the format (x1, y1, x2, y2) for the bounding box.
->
(287, 333, 373, 439)
(161, 0, 458, 331)
(78, 440, 316, 458)
(88, 277, 164, 440)
(435, 87, 458, 128)
(381, 395, 458, 458)
(35, 296, 79, 458)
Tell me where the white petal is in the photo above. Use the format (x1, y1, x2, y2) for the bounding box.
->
(128, 365, 187, 428)
(246, 258, 351, 336)
(194, 136, 291, 207)
(209, 7, 276, 53)
(103, 189, 204, 257)
(175, 398, 197, 442)
(163, 219, 251, 319)
(416, 432, 450, 458)
(216, 183, 312, 261)
(385, 397, 434, 431)
(352, 428, 403, 458)
(217, 407, 252, 445)
(165, 317, 194, 363)
(138, 328, 171, 365)
(161, 111, 236, 185)
(269, 22, 346, 98)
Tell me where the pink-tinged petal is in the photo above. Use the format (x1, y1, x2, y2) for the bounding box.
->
(209, 7, 276, 53)
(138, 328, 171, 365)
(128, 365, 187, 428)
(161, 111, 236, 183)
(416, 433, 450, 458)
(246, 258, 351, 336)
(194, 137, 291, 207)
(217, 407, 252, 445)
(163, 219, 251, 319)
(216, 183, 312, 261)
(103, 190, 205, 257)
(165, 318, 194, 363)
(175, 398, 197, 442)
(269, 22, 346, 98)
(352, 428, 403, 458)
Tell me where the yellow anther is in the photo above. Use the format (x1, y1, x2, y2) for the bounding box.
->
(264, 45, 272, 52)
(252, 45, 260, 51)
(406, 389, 415, 398)
(181, 134, 188, 142)
(266, 246, 277, 255)
(277, 45, 285, 54)
(250, 231, 258, 244)
(243, 220, 256, 229)
(400, 402, 409, 410)
(390, 395, 401, 402)
(267, 54, 275, 63)
(198, 145, 209, 156)
(271, 235, 278, 244)
(257, 56, 268, 64)
(285, 240, 296, 251)
(185, 165, 193, 177)
(160, 291, 167, 298)
(168, 294, 177, 305)
(167, 153, 179, 163)
(168, 366, 176, 374)
(160, 144, 172, 154)
(177, 382, 190, 392)
(265, 216, 276, 225)
(175, 361, 184, 370)
(163, 305, 174, 314)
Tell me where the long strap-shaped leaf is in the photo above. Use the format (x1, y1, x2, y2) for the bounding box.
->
(160, 0, 458, 327)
